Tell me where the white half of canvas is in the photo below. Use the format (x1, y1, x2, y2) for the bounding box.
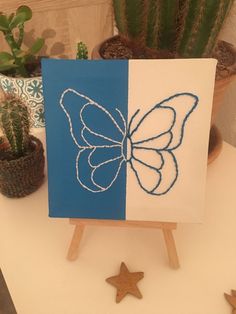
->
(126, 59, 217, 223)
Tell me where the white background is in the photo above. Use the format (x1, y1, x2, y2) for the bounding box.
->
(126, 59, 216, 222)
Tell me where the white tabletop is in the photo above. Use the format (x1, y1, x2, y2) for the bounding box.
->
(0, 130, 236, 314)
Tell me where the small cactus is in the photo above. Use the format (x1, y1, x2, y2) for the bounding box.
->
(0, 94, 30, 158)
(76, 42, 88, 60)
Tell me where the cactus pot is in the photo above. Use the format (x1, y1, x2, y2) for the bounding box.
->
(92, 36, 236, 163)
(0, 137, 9, 156)
(0, 135, 45, 198)
(0, 73, 44, 128)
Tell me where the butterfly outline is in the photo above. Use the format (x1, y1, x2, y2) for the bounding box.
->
(59, 88, 199, 195)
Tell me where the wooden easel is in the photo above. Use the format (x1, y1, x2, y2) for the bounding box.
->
(67, 219, 180, 269)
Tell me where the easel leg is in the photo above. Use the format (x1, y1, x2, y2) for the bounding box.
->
(67, 219, 180, 268)
(67, 223, 85, 261)
(163, 229, 180, 269)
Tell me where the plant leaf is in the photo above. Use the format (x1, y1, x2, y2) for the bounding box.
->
(9, 12, 27, 29)
(8, 13, 15, 23)
(0, 52, 14, 62)
(0, 59, 16, 66)
(0, 15, 9, 31)
(15, 50, 26, 58)
(16, 6, 32, 21)
(0, 61, 17, 71)
(29, 38, 44, 55)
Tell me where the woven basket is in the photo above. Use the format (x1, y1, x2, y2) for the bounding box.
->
(0, 135, 45, 198)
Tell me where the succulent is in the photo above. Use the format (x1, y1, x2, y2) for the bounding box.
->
(0, 5, 44, 77)
(113, 0, 234, 57)
(76, 42, 88, 60)
(0, 94, 30, 158)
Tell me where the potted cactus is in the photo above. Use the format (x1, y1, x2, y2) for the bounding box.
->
(92, 0, 236, 162)
(0, 93, 45, 198)
(0, 5, 45, 128)
(93, 1, 236, 63)
(76, 42, 88, 60)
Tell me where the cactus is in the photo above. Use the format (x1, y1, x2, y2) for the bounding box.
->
(112, 0, 234, 57)
(76, 42, 88, 60)
(177, 0, 235, 57)
(0, 5, 44, 77)
(113, 0, 179, 52)
(0, 94, 30, 158)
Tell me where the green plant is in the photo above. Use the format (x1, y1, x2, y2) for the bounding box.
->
(113, 0, 234, 57)
(177, 0, 235, 57)
(0, 94, 30, 158)
(0, 5, 44, 77)
(76, 42, 88, 59)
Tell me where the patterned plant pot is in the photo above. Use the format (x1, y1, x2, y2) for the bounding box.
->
(0, 73, 45, 128)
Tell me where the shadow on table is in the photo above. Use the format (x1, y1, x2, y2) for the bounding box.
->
(0, 269, 17, 314)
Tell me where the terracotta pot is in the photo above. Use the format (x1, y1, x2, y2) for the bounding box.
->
(212, 74, 236, 124)
(0, 73, 44, 128)
(208, 125, 223, 164)
(92, 42, 104, 60)
(0, 137, 9, 153)
(92, 36, 236, 163)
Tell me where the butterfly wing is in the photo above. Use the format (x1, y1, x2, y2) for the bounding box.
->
(60, 88, 126, 148)
(130, 93, 198, 195)
(60, 89, 126, 192)
(130, 149, 177, 195)
(76, 147, 124, 192)
(130, 93, 198, 150)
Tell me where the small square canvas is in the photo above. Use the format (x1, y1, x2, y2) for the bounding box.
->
(42, 58, 216, 222)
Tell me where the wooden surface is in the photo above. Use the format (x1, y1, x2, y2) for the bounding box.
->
(106, 262, 144, 303)
(0, 0, 113, 58)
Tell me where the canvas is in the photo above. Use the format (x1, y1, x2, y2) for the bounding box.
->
(42, 59, 216, 222)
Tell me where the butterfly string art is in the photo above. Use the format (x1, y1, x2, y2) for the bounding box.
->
(59, 89, 199, 196)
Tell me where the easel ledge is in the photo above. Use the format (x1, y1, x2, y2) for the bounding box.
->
(67, 218, 180, 269)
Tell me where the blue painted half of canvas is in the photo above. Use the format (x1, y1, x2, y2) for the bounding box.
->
(42, 59, 128, 219)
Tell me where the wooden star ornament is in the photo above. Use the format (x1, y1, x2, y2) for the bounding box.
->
(106, 262, 144, 303)
(225, 290, 236, 313)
